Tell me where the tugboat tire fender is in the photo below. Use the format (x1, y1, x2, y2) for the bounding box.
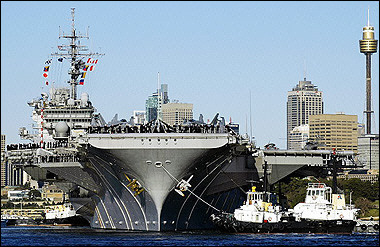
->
(278, 223, 285, 231)
(373, 224, 379, 230)
(268, 224, 274, 232)
(238, 225, 245, 232)
(360, 224, 367, 231)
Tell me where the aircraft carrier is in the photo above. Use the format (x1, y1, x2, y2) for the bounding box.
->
(5, 8, 362, 231)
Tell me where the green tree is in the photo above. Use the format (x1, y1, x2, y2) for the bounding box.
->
(275, 177, 318, 208)
(355, 197, 372, 216)
(370, 181, 379, 201)
(337, 178, 378, 202)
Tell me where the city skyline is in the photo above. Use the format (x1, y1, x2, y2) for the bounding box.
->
(1, 1, 379, 149)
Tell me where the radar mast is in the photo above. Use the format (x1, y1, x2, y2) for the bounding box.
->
(51, 8, 104, 100)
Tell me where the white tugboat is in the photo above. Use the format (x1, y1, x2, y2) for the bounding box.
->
(292, 183, 359, 222)
(43, 202, 89, 226)
(210, 183, 359, 233)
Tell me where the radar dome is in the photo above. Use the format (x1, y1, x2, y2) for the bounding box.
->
(55, 121, 69, 137)
(67, 98, 75, 106)
(80, 92, 89, 107)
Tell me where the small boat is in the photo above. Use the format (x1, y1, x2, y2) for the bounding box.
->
(2, 203, 89, 227)
(210, 183, 359, 233)
(42, 202, 89, 226)
(3, 214, 39, 226)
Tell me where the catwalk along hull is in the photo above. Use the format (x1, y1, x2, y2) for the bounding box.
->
(80, 132, 245, 231)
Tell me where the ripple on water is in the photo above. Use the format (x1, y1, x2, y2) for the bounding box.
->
(1, 227, 379, 246)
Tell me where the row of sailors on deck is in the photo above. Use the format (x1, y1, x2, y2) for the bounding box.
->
(7, 141, 68, 151)
(88, 123, 232, 134)
(38, 153, 80, 163)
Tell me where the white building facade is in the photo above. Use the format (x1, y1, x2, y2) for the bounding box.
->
(288, 124, 309, 150)
(287, 78, 323, 149)
(357, 134, 379, 170)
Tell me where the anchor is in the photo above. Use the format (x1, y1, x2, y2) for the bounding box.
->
(156, 162, 221, 212)
(174, 175, 193, 197)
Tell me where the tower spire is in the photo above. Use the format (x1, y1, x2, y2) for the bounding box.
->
(367, 7, 370, 27)
(359, 8, 378, 135)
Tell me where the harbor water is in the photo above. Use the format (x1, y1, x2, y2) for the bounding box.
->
(1, 224, 378, 246)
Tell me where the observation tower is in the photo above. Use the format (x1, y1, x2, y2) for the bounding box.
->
(359, 9, 378, 134)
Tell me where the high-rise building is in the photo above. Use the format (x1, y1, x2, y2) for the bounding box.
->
(132, 110, 146, 125)
(162, 103, 193, 126)
(146, 92, 159, 123)
(288, 124, 309, 150)
(145, 83, 169, 122)
(309, 113, 358, 153)
(1, 134, 6, 187)
(287, 78, 323, 149)
(160, 84, 169, 104)
(357, 134, 379, 170)
(7, 164, 24, 186)
(2, 134, 26, 187)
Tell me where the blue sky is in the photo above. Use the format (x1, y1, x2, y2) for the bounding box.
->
(1, 1, 379, 149)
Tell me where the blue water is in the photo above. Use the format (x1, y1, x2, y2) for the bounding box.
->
(1, 225, 379, 246)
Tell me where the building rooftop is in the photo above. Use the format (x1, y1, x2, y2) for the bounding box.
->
(292, 78, 319, 91)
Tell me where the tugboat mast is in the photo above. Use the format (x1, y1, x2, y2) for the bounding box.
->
(51, 7, 104, 100)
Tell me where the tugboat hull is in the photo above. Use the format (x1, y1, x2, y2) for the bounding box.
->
(43, 216, 90, 226)
(211, 213, 357, 234)
(6, 218, 39, 226)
